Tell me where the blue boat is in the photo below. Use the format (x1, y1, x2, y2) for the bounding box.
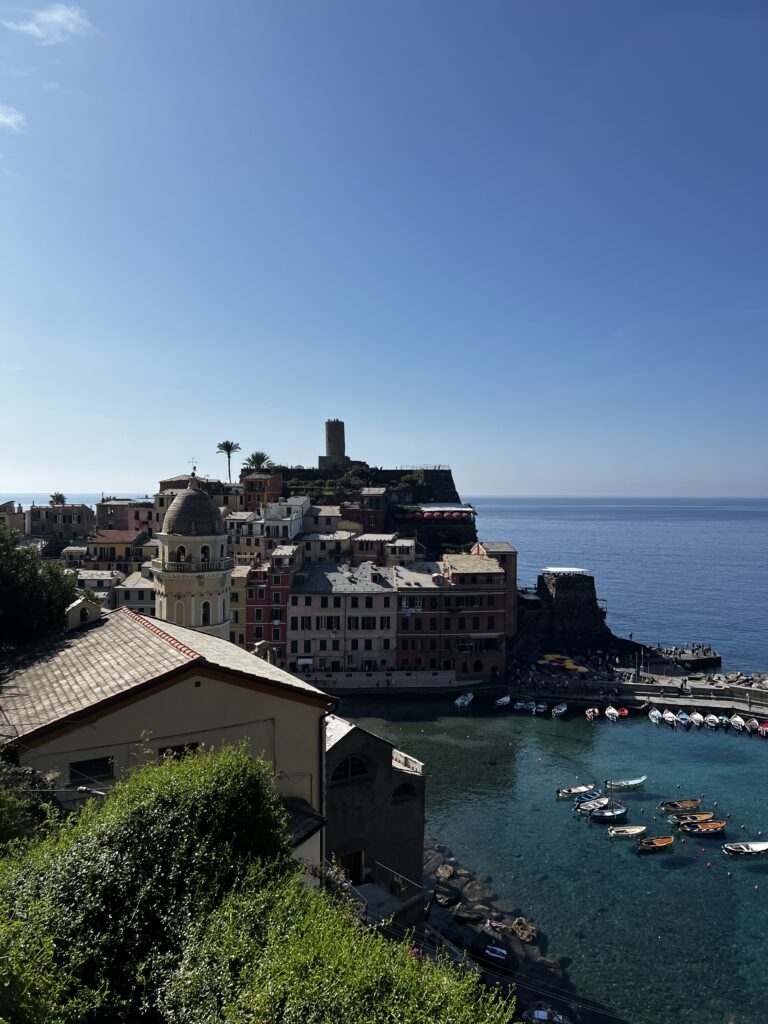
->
(573, 789, 603, 804)
(676, 711, 692, 726)
(718, 715, 731, 728)
(552, 703, 568, 718)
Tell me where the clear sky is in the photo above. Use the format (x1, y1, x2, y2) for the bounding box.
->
(1, 1, 767, 496)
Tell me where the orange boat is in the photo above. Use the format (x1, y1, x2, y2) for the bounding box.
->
(668, 811, 715, 825)
(660, 798, 701, 813)
(637, 836, 675, 852)
(680, 820, 727, 836)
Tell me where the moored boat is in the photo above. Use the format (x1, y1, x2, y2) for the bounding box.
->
(573, 789, 602, 804)
(668, 811, 715, 825)
(552, 702, 567, 718)
(676, 711, 692, 727)
(718, 715, 731, 728)
(605, 775, 647, 790)
(484, 944, 508, 960)
(556, 781, 596, 799)
(690, 711, 704, 728)
(660, 798, 701, 813)
(605, 705, 619, 722)
(680, 819, 727, 836)
(495, 695, 511, 708)
(637, 836, 674, 852)
(617, 707, 629, 718)
(745, 718, 759, 733)
(608, 825, 646, 838)
(523, 701, 537, 712)
(730, 715, 746, 732)
(589, 802, 628, 823)
(705, 714, 719, 729)
(575, 796, 611, 814)
(513, 701, 525, 711)
(648, 708, 662, 725)
(722, 841, 768, 857)
(662, 710, 677, 727)
(758, 722, 768, 738)
(455, 692, 473, 709)
(534, 702, 548, 715)
(586, 706, 600, 721)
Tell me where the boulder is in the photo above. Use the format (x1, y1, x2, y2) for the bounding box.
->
(462, 879, 494, 903)
(436, 863, 455, 880)
(512, 916, 538, 943)
(423, 852, 444, 876)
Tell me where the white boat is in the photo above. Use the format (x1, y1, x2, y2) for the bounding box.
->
(722, 842, 768, 857)
(552, 703, 567, 718)
(730, 715, 746, 732)
(534, 702, 548, 715)
(648, 708, 662, 725)
(690, 712, 704, 728)
(705, 714, 719, 729)
(575, 796, 611, 814)
(495, 696, 511, 708)
(608, 825, 647, 838)
(556, 781, 596, 799)
(745, 718, 760, 733)
(523, 701, 537, 712)
(662, 710, 677, 727)
(513, 701, 525, 711)
(455, 693, 473, 709)
(484, 944, 508, 960)
(605, 705, 619, 722)
(589, 802, 628, 823)
(605, 775, 647, 790)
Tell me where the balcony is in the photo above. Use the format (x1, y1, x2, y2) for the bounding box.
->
(152, 557, 234, 574)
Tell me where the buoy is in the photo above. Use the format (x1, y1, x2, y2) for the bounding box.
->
(701, 848, 706, 854)
(714, 801, 718, 807)
(742, 825, 747, 830)
(755, 885, 760, 893)
(727, 872, 732, 879)
(640, 809, 645, 815)
(677, 784, 681, 789)
(706, 862, 712, 869)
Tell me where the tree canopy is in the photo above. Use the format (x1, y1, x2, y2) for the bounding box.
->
(0, 523, 77, 650)
(216, 440, 241, 483)
(241, 450, 274, 472)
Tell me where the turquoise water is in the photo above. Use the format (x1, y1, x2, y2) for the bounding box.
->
(347, 699, 768, 1024)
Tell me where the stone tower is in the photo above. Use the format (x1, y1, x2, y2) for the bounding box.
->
(152, 474, 233, 639)
(318, 418, 351, 471)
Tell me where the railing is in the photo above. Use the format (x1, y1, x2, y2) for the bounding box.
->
(157, 558, 234, 573)
(372, 861, 423, 903)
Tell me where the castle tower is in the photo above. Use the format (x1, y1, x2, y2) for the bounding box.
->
(152, 475, 233, 639)
(318, 418, 351, 471)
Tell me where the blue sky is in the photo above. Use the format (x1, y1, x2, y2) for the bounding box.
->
(1, 1, 766, 496)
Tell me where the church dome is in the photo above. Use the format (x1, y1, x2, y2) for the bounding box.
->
(163, 477, 225, 536)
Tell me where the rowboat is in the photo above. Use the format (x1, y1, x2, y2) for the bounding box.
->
(705, 714, 719, 729)
(586, 707, 600, 721)
(690, 711, 704, 728)
(660, 798, 701, 813)
(637, 836, 674, 852)
(523, 701, 537, 712)
(759, 722, 768, 738)
(617, 707, 629, 718)
(573, 789, 603, 804)
(722, 842, 768, 857)
(513, 701, 525, 711)
(668, 811, 715, 825)
(605, 706, 619, 722)
(606, 775, 647, 791)
(680, 820, 727, 836)
(589, 803, 628, 823)
(534, 702, 548, 714)
(718, 715, 731, 728)
(745, 718, 760, 733)
(608, 825, 646, 838)
(556, 781, 596, 799)
(663, 710, 677, 727)
(648, 708, 662, 725)
(522, 1003, 575, 1024)
(575, 796, 611, 814)
(552, 703, 567, 718)
(676, 711, 692, 726)
(495, 695, 511, 708)
(730, 715, 746, 732)
(455, 693, 473, 709)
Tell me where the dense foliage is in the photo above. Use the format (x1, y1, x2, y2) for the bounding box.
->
(0, 524, 77, 649)
(0, 764, 58, 847)
(0, 747, 514, 1024)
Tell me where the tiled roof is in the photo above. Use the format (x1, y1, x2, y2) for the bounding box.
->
(88, 530, 148, 544)
(443, 553, 503, 574)
(291, 561, 396, 594)
(479, 540, 517, 553)
(0, 610, 330, 745)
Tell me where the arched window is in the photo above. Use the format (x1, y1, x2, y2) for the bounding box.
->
(392, 782, 416, 802)
(331, 756, 368, 784)
(201, 545, 210, 562)
(79, 607, 89, 623)
(201, 601, 211, 626)
(175, 545, 187, 563)
(220, 544, 225, 558)
(461, 661, 468, 674)
(473, 659, 483, 672)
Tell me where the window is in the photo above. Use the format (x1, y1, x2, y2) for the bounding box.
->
(414, 618, 422, 631)
(402, 639, 409, 651)
(332, 639, 340, 651)
(303, 640, 311, 653)
(401, 616, 409, 631)
(350, 596, 359, 609)
(487, 595, 495, 607)
(319, 639, 327, 651)
(290, 640, 298, 653)
(383, 595, 390, 608)
(347, 616, 359, 630)
(430, 597, 438, 609)
(255, 608, 263, 621)
(201, 601, 211, 626)
(365, 596, 373, 608)
(333, 596, 341, 608)
(159, 742, 199, 760)
(473, 659, 483, 672)
(231, 591, 239, 603)
(444, 617, 451, 629)
(383, 638, 390, 649)
(472, 616, 480, 630)
(458, 617, 466, 630)
(272, 593, 281, 604)
(272, 628, 280, 641)
(304, 596, 311, 606)
(488, 615, 495, 629)
(361, 616, 375, 630)
(364, 638, 372, 651)
(320, 596, 328, 608)
(273, 575, 282, 585)
(69, 756, 114, 784)
(291, 595, 298, 606)
(429, 638, 437, 650)
(290, 616, 298, 630)
(379, 616, 390, 630)
(429, 617, 437, 630)
(231, 610, 239, 623)
(331, 756, 367, 783)
(255, 626, 263, 639)
(300, 616, 311, 630)
(351, 639, 358, 651)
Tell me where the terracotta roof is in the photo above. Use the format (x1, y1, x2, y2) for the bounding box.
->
(88, 530, 148, 544)
(0, 609, 330, 745)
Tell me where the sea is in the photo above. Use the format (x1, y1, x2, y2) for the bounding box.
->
(343, 497, 768, 1024)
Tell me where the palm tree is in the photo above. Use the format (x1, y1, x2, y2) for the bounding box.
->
(241, 451, 274, 473)
(216, 440, 241, 483)
(49, 491, 66, 505)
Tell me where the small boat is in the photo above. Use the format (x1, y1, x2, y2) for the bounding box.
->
(608, 825, 647, 838)
(722, 842, 768, 857)
(573, 789, 602, 804)
(758, 722, 768, 738)
(637, 836, 675, 852)
(676, 711, 692, 727)
(484, 945, 508, 960)
(648, 708, 662, 725)
(617, 707, 629, 718)
(522, 1004, 575, 1024)
(552, 703, 567, 718)
(495, 695, 511, 708)
(605, 775, 647, 791)
(730, 715, 746, 732)
(680, 819, 727, 836)
(586, 706, 600, 721)
(704, 714, 719, 729)
(513, 701, 525, 711)
(718, 715, 731, 728)
(605, 705, 619, 722)
(690, 711, 704, 728)
(455, 693, 473, 709)
(523, 701, 537, 712)
(662, 710, 677, 727)
(668, 811, 715, 825)
(660, 798, 701, 813)
(745, 718, 760, 733)
(575, 796, 612, 814)
(589, 803, 628, 823)
(556, 781, 596, 799)
(534, 702, 548, 714)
